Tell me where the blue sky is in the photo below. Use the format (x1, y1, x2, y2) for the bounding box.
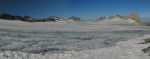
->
(0, 0, 150, 19)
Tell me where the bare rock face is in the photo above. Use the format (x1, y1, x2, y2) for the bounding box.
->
(129, 12, 141, 23)
(97, 15, 130, 21)
(0, 13, 34, 22)
(144, 38, 150, 43)
(0, 13, 61, 22)
(65, 16, 80, 21)
(42, 16, 60, 22)
(13, 16, 23, 20)
(0, 13, 14, 20)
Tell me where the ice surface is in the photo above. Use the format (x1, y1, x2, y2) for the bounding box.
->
(0, 19, 150, 59)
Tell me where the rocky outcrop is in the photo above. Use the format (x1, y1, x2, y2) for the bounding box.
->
(0, 13, 15, 20)
(13, 16, 23, 20)
(44, 16, 60, 22)
(141, 38, 150, 56)
(0, 12, 142, 23)
(129, 12, 141, 23)
(0, 13, 34, 21)
(65, 16, 80, 21)
(0, 13, 59, 22)
(142, 46, 150, 56)
(96, 12, 143, 25)
(97, 15, 130, 21)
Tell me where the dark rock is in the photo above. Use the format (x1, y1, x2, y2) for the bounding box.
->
(21, 16, 33, 21)
(144, 38, 150, 43)
(139, 38, 150, 44)
(13, 16, 23, 20)
(96, 15, 130, 21)
(65, 16, 80, 21)
(142, 46, 150, 56)
(0, 13, 80, 22)
(0, 13, 14, 20)
(44, 16, 60, 22)
(0, 13, 37, 22)
(141, 38, 150, 56)
(97, 17, 106, 21)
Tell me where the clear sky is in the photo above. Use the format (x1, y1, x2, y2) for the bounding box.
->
(0, 0, 150, 19)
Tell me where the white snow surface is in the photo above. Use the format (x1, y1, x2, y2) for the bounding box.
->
(0, 19, 150, 59)
(0, 35, 150, 59)
(0, 19, 143, 32)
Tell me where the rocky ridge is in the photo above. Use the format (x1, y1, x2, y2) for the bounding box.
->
(0, 13, 80, 22)
(0, 12, 143, 25)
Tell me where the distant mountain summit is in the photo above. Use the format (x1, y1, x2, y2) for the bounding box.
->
(65, 16, 80, 21)
(0, 12, 145, 25)
(96, 12, 142, 25)
(0, 13, 81, 22)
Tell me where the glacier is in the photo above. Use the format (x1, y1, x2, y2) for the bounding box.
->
(0, 19, 150, 59)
